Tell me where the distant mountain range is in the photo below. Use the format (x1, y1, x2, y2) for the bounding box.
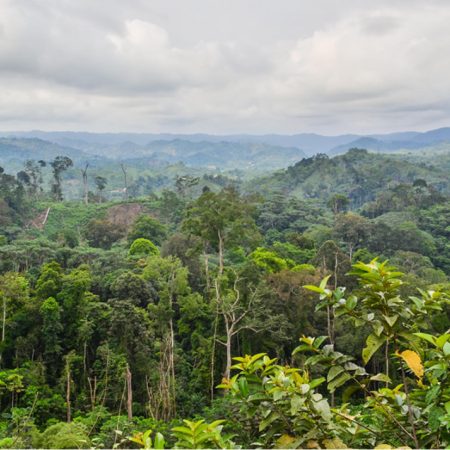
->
(1, 126, 450, 171)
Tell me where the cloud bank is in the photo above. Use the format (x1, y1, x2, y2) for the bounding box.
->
(0, 0, 449, 134)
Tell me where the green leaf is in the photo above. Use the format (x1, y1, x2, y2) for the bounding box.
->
(319, 275, 331, 290)
(309, 377, 326, 389)
(346, 296, 357, 310)
(313, 398, 332, 420)
(154, 432, 165, 449)
(362, 333, 385, 365)
(445, 401, 450, 415)
(291, 395, 304, 414)
(313, 336, 327, 349)
(327, 365, 344, 383)
(436, 333, 450, 349)
(259, 412, 280, 432)
(328, 372, 351, 393)
(414, 332, 436, 346)
(443, 341, 450, 356)
(342, 384, 361, 402)
(429, 407, 445, 432)
(383, 314, 398, 328)
(304, 285, 326, 294)
(238, 377, 249, 397)
(370, 373, 391, 383)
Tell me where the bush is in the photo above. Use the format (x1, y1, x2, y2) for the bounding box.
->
(129, 238, 159, 257)
(34, 422, 91, 449)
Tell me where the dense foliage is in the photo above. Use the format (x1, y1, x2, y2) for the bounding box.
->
(0, 148, 449, 448)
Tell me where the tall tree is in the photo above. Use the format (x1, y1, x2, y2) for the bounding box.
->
(94, 175, 107, 202)
(50, 156, 73, 201)
(81, 163, 89, 205)
(120, 163, 128, 200)
(183, 187, 260, 276)
(0, 273, 29, 365)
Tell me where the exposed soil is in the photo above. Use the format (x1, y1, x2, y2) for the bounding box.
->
(106, 203, 146, 229)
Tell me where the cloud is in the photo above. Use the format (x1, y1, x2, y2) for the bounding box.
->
(0, 0, 450, 133)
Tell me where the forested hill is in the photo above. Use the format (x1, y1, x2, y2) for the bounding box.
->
(0, 136, 305, 172)
(0, 138, 88, 165)
(252, 148, 450, 207)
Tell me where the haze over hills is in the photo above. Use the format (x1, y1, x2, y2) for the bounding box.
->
(1, 126, 450, 172)
(2, 126, 450, 156)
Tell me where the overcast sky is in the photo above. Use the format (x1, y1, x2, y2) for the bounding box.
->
(1, 0, 450, 135)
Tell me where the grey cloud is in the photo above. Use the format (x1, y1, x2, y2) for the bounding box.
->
(0, 0, 450, 134)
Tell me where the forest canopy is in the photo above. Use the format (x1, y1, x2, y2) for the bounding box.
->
(0, 147, 449, 448)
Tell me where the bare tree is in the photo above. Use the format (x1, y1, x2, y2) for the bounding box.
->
(81, 163, 89, 205)
(215, 274, 261, 380)
(120, 163, 128, 200)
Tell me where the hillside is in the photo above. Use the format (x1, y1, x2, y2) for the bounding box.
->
(5, 126, 450, 157)
(251, 148, 450, 206)
(0, 136, 305, 172)
(0, 137, 88, 166)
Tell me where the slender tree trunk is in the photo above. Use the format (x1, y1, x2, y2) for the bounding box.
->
(218, 230, 224, 276)
(81, 163, 89, 205)
(210, 305, 218, 401)
(66, 362, 71, 423)
(126, 364, 133, 421)
(88, 376, 97, 411)
(169, 317, 176, 416)
(120, 164, 128, 200)
(1, 296, 6, 364)
(224, 327, 233, 380)
(204, 250, 210, 294)
(224, 317, 234, 380)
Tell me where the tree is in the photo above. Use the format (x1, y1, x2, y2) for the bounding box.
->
(142, 255, 192, 420)
(94, 175, 107, 202)
(120, 163, 128, 200)
(23, 159, 45, 199)
(0, 273, 29, 364)
(129, 238, 159, 257)
(84, 219, 125, 249)
(183, 187, 260, 276)
(250, 247, 292, 273)
(81, 163, 89, 205)
(110, 271, 156, 307)
(333, 212, 371, 260)
(327, 193, 349, 215)
(215, 272, 265, 380)
(50, 156, 73, 201)
(128, 215, 167, 246)
(175, 175, 200, 198)
(40, 297, 63, 378)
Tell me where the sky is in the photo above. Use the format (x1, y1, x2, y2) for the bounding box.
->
(1, 0, 450, 135)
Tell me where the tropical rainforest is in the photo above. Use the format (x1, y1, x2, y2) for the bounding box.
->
(0, 136, 450, 449)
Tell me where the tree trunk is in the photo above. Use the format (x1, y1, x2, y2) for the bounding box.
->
(126, 364, 133, 420)
(169, 317, 176, 416)
(120, 164, 128, 200)
(204, 251, 210, 294)
(88, 376, 97, 411)
(66, 362, 71, 423)
(210, 306, 218, 401)
(81, 163, 89, 205)
(1, 296, 6, 363)
(218, 230, 224, 276)
(224, 323, 233, 380)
